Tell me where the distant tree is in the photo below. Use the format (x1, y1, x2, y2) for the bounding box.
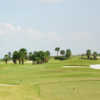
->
(12, 51, 18, 64)
(8, 52, 11, 60)
(60, 50, 65, 56)
(86, 49, 91, 59)
(93, 51, 97, 60)
(44, 51, 50, 63)
(66, 49, 72, 58)
(55, 47, 60, 56)
(19, 48, 27, 64)
(37, 51, 44, 64)
(31, 51, 50, 64)
(28, 52, 33, 60)
(31, 54, 36, 64)
(45, 51, 50, 57)
(17, 52, 21, 64)
(4, 54, 9, 64)
(33, 51, 42, 64)
(36, 57, 42, 64)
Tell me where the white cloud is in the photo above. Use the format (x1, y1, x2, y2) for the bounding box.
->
(0, 23, 21, 36)
(40, 0, 64, 4)
(0, 23, 97, 44)
(0, 23, 61, 41)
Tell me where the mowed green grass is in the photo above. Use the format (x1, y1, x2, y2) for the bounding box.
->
(0, 56, 100, 100)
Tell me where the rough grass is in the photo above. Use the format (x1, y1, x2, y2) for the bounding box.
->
(0, 56, 100, 100)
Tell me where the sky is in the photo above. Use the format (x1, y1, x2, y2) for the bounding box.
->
(0, 0, 100, 57)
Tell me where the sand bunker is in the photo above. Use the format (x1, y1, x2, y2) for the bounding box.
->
(90, 65, 100, 69)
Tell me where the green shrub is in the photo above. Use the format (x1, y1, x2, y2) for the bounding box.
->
(54, 56, 67, 60)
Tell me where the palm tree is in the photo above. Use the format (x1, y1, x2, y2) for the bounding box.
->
(60, 50, 65, 56)
(44, 51, 50, 63)
(66, 49, 72, 58)
(17, 52, 21, 64)
(19, 48, 27, 64)
(35, 57, 41, 64)
(93, 51, 97, 60)
(32, 51, 39, 64)
(31, 54, 36, 64)
(12, 51, 18, 64)
(4, 54, 9, 64)
(55, 47, 60, 56)
(86, 49, 91, 59)
(45, 51, 50, 57)
(31, 51, 50, 64)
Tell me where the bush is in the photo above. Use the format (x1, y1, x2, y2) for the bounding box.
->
(54, 56, 67, 60)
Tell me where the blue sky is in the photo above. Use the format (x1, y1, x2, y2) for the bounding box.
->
(0, 0, 100, 57)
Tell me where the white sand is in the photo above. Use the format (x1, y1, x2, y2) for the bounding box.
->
(90, 65, 100, 69)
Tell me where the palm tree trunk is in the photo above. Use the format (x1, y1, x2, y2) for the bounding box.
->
(5, 60, 7, 64)
(22, 59, 24, 64)
(57, 51, 59, 56)
(19, 59, 21, 64)
(88, 56, 90, 59)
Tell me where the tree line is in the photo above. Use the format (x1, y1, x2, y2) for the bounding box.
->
(3, 47, 72, 64)
(3, 48, 100, 64)
(54, 47, 99, 60)
(3, 48, 50, 64)
(54, 47, 72, 60)
(81, 49, 99, 60)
